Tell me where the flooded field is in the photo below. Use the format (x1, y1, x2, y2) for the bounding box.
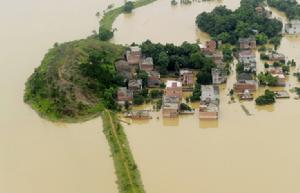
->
(0, 1, 123, 193)
(113, 1, 300, 193)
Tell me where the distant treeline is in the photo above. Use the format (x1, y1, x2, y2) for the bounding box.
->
(196, 0, 283, 45)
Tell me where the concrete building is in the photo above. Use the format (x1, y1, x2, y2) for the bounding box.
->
(139, 57, 154, 72)
(147, 71, 161, 88)
(267, 67, 286, 86)
(212, 68, 227, 84)
(267, 52, 285, 62)
(126, 46, 142, 66)
(239, 50, 257, 73)
(117, 87, 133, 104)
(239, 37, 256, 50)
(180, 70, 194, 87)
(165, 80, 183, 99)
(285, 20, 300, 34)
(162, 96, 180, 118)
(128, 79, 143, 94)
(199, 85, 220, 119)
(234, 73, 257, 93)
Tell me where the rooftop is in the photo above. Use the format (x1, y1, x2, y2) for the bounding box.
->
(166, 80, 182, 88)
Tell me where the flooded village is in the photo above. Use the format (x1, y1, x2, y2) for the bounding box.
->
(111, 1, 300, 193)
(2, 0, 300, 193)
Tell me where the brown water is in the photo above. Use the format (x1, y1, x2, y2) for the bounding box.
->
(113, 1, 300, 193)
(0, 1, 123, 193)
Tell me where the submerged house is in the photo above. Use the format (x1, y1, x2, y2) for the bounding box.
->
(117, 87, 133, 104)
(212, 68, 227, 84)
(285, 20, 300, 34)
(239, 37, 256, 50)
(165, 80, 183, 99)
(199, 85, 220, 119)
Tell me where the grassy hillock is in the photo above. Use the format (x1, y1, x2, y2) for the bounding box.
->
(24, 38, 125, 122)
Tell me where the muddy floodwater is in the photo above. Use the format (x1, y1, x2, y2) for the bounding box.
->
(0, 1, 123, 193)
(113, 1, 300, 193)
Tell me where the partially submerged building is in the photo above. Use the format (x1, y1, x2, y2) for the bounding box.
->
(285, 20, 300, 34)
(234, 73, 257, 93)
(212, 68, 227, 84)
(267, 52, 285, 62)
(199, 85, 220, 119)
(239, 37, 256, 50)
(162, 96, 179, 118)
(238, 50, 257, 73)
(165, 80, 183, 99)
(117, 87, 133, 104)
(267, 67, 286, 86)
(180, 70, 194, 87)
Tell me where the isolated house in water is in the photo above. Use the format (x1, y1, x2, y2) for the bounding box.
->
(199, 85, 220, 119)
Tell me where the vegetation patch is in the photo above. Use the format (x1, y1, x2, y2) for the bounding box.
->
(102, 110, 145, 193)
(255, 89, 276, 105)
(24, 39, 125, 122)
(196, 0, 283, 45)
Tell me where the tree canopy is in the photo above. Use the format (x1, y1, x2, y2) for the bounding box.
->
(196, 0, 283, 44)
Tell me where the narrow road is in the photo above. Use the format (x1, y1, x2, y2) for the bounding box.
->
(105, 110, 138, 193)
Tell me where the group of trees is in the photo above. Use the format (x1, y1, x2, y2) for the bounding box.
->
(255, 89, 276, 105)
(140, 40, 216, 84)
(257, 72, 279, 86)
(267, 0, 300, 20)
(196, 0, 283, 45)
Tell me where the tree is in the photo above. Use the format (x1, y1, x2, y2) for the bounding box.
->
(257, 72, 278, 86)
(256, 33, 268, 45)
(124, 1, 134, 13)
(255, 89, 276, 105)
(99, 28, 113, 41)
(137, 70, 148, 87)
(157, 51, 169, 75)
